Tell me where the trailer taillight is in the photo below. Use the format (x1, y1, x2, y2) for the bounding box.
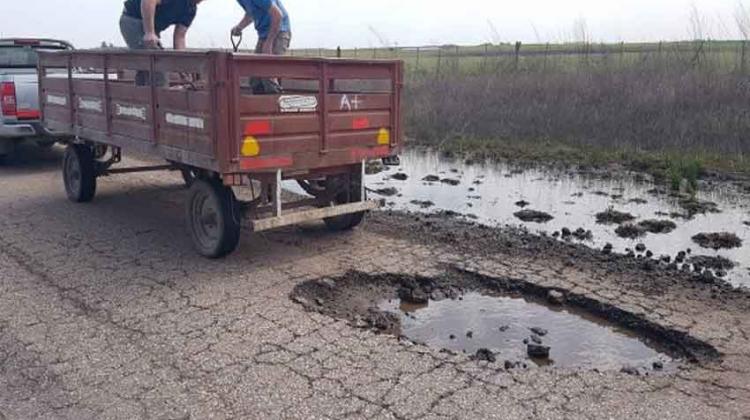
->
(1, 82, 17, 117)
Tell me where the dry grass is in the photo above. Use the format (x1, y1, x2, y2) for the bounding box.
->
(402, 47, 750, 174)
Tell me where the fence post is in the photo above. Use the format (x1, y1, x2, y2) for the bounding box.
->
(336, 46, 341, 58)
(416, 47, 421, 71)
(742, 41, 747, 74)
(544, 43, 550, 71)
(514, 41, 522, 70)
(437, 47, 442, 77)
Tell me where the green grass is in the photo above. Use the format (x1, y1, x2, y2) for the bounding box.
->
(414, 136, 750, 182)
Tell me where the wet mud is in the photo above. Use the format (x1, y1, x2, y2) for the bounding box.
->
(291, 269, 720, 371)
(514, 209, 555, 223)
(692, 232, 743, 250)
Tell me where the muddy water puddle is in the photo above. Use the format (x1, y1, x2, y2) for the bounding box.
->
(369, 150, 750, 287)
(380, 293, 671, 371)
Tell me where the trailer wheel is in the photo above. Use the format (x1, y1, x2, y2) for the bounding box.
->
(63, 144, 97, 203)
(186, 179, 241, 258)
(323, 174, 366, 232)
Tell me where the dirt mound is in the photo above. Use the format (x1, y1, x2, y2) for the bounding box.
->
(373, 187, 399, 197)
(688, 256, 736, 271)
(514, 210, 554, 223)
(390, 173, 409, 181)
(422, 175, 440, 182)
(410, 200, 435, 209)
(596, 209, 636, 225)
(691, 232, 743, 250)
(440, 178, 461, 186)
(678, 198, 720, 217)
(615, 224, 647, 239)
(515, 200, 531, 208)
(637, 219, 677, 234)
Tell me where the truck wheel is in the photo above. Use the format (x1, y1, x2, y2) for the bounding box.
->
(186, 179, 241, 258)
(323, 174, 366, 232)
(63, 144, 97, 203)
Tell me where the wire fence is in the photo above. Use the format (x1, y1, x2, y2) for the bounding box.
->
(291, 40, 750, 78)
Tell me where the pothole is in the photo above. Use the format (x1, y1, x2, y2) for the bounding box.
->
(292, 270, 720, 373)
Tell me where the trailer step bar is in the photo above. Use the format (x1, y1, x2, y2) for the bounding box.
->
(250, 200, 381, 232)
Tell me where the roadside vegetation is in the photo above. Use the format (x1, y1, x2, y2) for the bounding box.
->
(299, 38, 750, 181)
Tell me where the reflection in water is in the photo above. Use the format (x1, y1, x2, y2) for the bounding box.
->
(370, 150, 750, 287)
(381, 293, 671, 370)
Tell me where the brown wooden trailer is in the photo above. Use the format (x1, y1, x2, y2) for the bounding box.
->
(37, 50, 403, 257)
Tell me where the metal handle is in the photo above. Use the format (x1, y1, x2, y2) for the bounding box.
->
(231, 33, 243, 53)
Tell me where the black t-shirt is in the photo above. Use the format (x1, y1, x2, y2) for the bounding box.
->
(123, 0, 197, 33)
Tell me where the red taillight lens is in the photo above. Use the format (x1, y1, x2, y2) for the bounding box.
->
(1, 82, 17, 117)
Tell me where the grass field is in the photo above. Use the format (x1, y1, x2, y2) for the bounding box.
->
(297, 41, 750, 177)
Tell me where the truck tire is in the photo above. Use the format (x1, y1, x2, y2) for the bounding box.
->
(186, 179, 241, 258)
(323, 173, 366, 232)
(63, 144, 97, 203)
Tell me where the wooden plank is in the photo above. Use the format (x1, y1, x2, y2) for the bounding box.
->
(108, 55, 152, 71)
(41, 77, 69, 92)
(328, 94, 391, 111)
(72, 80, 105, 97)
(72, 55, 105, 69)
(234, 60, 320, 79)
(109, 83, 150, 102)
(328, 64, 394, 80)
(326, 130, 381, 150)
(329, 111, 390, 132)
(76, 113, 107, 132)
(256, 134, 318, 155)
(42, 107, 71, 123)
(111, 119, 153, 142)
(157, 89, 211, 113)
(240, 114, 319, 136)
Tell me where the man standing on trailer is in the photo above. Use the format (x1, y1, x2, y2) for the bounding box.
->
(120, 0, 204, 50)
(231, 0, 292, 56)
(120, 0, 205, 85)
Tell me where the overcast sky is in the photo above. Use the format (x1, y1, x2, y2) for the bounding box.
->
(0, 0, 745, 49)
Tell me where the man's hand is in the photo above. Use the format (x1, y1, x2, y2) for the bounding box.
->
(231, 25, 243, 37)
(143, 32, 161, 49)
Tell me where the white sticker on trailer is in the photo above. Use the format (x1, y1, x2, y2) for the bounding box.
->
(165, 112, 205, 130)
(115, 104, 147, 121)
(278, 95, 318, 113)
(78, 97, 103, 113)
(46, 94, 67, 106)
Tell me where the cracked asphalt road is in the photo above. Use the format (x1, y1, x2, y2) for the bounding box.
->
(0, 148, 749, 419)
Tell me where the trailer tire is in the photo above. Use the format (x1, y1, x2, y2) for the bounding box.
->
(323, 175, 366, 232)
(63, 144, 97, 203)
(186, 179, 241, 258)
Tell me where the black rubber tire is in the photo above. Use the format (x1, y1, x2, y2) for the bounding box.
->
(63, 144, 97, 203)
(186, 178, 241, 258)
(323, 173, 366, 232)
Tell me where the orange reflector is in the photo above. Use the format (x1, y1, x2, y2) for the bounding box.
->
(377, 128, 390, 145)
(245, 120, 272, 136)
(352, 117, 370, 130)
(241, 136, 261, 157)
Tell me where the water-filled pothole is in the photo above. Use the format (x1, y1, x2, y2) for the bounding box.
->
(292, 271, 720, 373)
(380, 293, 670, 370)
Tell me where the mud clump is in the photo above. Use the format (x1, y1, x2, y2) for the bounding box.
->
(514, 210, 554, 223)
(373, 187, 399, 197)
(596, 209, 636, 225)
(628, 198, 648, 205)
(691, 232, 743, 250)
(515, 200, 531, 208)
(688, 256, 736, 271)
(472, 348, 496, 363)
(678, 198, 720, 217)
(422, 175, 441, 182)
(615, 224, 647, 239)
(527, 344, 551, 359)
(637, 219, 677, 234)
(410, 200, 435, 209)
(744, 221, 750, 227)
(390, 173, 409, 181)
(441, 178, 461, 186)
(365, 160, 385, 175)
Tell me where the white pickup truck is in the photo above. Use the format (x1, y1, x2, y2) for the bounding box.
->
(0, 38, 74, 162)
